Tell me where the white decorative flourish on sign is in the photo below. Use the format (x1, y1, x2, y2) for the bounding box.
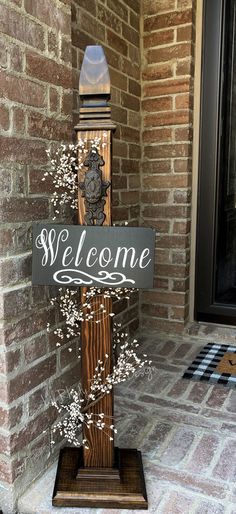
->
(53, 269, 135, 286)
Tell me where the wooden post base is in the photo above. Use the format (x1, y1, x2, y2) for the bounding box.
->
(52, 447, 148, 509)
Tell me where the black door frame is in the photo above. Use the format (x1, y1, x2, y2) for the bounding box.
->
(196, 0, 236, 324)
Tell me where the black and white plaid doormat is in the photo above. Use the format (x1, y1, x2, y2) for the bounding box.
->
(183, 342, 236, 388)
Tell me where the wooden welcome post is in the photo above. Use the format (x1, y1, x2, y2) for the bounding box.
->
(52, 46, 148, 509)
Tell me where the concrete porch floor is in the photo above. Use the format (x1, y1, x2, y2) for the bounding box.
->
(17, 332, 236, 514)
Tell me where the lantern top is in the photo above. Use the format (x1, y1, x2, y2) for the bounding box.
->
(79, 45, 110, 98)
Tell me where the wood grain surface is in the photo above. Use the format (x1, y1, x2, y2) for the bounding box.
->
(77, 129, 114, 467)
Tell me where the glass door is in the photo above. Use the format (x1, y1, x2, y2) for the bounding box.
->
(196, 0, 236, 324)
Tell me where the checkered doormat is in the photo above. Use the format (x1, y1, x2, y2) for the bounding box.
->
(183, 342, 236, 388)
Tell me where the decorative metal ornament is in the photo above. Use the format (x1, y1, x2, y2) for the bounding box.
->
(79, 147, 111, 226)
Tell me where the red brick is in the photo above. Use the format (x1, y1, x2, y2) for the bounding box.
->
(98, 5, 121, 33)
(174, 158, 192, 173)
(144, 78, 190, 97)
(172, 278, 189, 292)
(143, 290, 186, 306)
(187, 382, 212, 404)
(0, 254, 31, 286)
(143, 0, 176, 15)
(107, 0, 128, 21)
(0, 197, 49, 222)
(48, 30, 58, 59)
(144, 29, 174, 48)
(11, 407, 56, 452)
(144, 111, 191, 127)
(147, 463, 227, 499)
(157, 234, 189, 250)
(0, 348, 21, 374)
(0, 40, 8, 69)
(121, 125, 140, 143)
(143, 127, 172, 143)
(0, 229, 15, 254)
(28, 112, 72, 141)
(0, 167, 12, 198)
(121, 92, 140, 111)
(129, 143, 141, 159)
(79, 11, 105, 41)
(213, 439, 236, 481)
(176, 93, 192, 110)
(24, 334, 47, 364)
(144, 10, 193, 32)
(128, 174, 140, 189)
(129, 78, 141, 97)
(49, 87, 60, 113)
(120, 191, 139, 205)
(9, 356, 56, 401)
(110, 69, 127, 91)
(143, 173, 190, 188)
(0, 285, 32, 320)
(167, 378, 189, 399)
(0, 404, 23, 429)
(173, 221, 191, 235)
(174, 189, 192, 205)
(122, 23, 139, 47)
(72, 27, 96, 52)
(130, 11, 139, 31)
(143, 96, 173, 112)
(24, 0, 70, 34)
(155, 248, 171, 264)
(125, 0, 140, 13)
(142, 159, 172, 174)
(142, 63, 173, 81)
(176, 58, 194, 76)
(187, 434, 220, 474)
(60, 342, 78, 369)
(121, 58, 140, 80)
(175, 126, 193, 141)
(142, 303, 168, 318)
(12, 107, 26, 134)
(148, 43, 192, 64)
(0, 137, 48, 165)
(0, 104, 10, 131)
(0, 458, 12, 483)
(0, 3, 45, 50)
(143, 204, 190, 218)
(0, 70, 46, 108)
(141, 190, 169, 204)
(206, 386, 229, 409)
(154, 277, 169, 289)
(177, 24, 193, 42)
(144, 143, 191, 159)
(26, 51, 72, 88)
(51, 361, 81, 395)
(9, 45, 24, 73)
(28, 386, 47, 417)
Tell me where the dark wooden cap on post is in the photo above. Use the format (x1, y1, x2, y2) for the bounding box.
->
(75, 45, 116, 131)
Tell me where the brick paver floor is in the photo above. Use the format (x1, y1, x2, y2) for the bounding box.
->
(18, 332, 236, 514)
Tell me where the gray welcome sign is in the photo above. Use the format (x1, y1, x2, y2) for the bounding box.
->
(32, 224, 155, 288)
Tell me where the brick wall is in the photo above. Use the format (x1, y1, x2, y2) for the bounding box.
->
(0, 1, 79, 511)
(71, 0, 142, 333)
(141, 0, 196, 333)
